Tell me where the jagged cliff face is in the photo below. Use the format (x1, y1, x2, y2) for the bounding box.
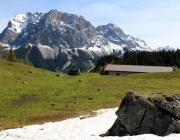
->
(0, 9, 152, 71)
(0, 10, 96, 48)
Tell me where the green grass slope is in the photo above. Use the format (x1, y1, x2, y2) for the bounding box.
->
(0, 59, 180, 130)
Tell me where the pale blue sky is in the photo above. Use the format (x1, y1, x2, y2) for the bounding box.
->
(0, 0, 180, 49)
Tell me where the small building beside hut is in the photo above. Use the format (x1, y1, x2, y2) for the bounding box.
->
(104, 64, 174, 76)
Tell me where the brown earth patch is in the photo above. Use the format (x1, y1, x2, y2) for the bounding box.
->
(5, 94, 39, 108)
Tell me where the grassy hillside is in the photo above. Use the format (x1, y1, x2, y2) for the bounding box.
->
(0, 59, 180, 130)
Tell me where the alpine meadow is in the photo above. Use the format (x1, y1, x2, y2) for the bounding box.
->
(1, 59, 180, 130)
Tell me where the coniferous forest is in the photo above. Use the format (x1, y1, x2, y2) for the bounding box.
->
(94, 50, 180, 72)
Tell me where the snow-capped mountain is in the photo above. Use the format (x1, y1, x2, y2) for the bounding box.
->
(0, 9, 152, 71)
(157, 46, 175, 51)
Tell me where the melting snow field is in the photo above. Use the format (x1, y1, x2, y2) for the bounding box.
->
(0, 108, 179, 140)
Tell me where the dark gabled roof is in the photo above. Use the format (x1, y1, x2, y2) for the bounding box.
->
(104, 64, 173, 73)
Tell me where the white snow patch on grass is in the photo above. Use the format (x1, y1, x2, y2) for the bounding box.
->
(0, 107, 180, 140)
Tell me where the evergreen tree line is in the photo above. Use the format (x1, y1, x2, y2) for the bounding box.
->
(94, 55, 121, 72)
(94, 50, 180, 72)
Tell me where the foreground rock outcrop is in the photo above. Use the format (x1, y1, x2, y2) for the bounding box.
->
(107, 91, 180, 136)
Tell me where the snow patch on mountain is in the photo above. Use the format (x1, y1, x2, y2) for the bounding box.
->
(88, 45, 101, 52)
(9, 14, 27, 33)
(108, 42, 124, 53)
(127, 35, 152, 51)
(1, 43, 11, 48)
(60, 48, 72, 60)
(134, 39, 147, 48)
(54, 47, 59, 58)
(9, 12, 44, 33)
(78, 48, 97, 59)
(38, 44, 55, 59)
(73, 48, 79, 56)
(62, 60, 71, 70)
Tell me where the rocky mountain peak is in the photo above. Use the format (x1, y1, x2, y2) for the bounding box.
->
(157, 46, 175, 51)
(107, 23, 121, 29)
(0, 9, 153, 71)
(49, 9, 58, 14)
(96, 23, 122, 33)
(0, 9, 151, 51)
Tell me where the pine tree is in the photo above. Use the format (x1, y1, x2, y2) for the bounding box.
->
(7, 47, 16, 62)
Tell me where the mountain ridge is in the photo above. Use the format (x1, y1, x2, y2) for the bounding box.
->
(0, 9, 152, 71)
(157, 46, 175, 51)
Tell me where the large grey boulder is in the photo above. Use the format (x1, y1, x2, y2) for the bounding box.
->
(107, 90, 180, 136)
